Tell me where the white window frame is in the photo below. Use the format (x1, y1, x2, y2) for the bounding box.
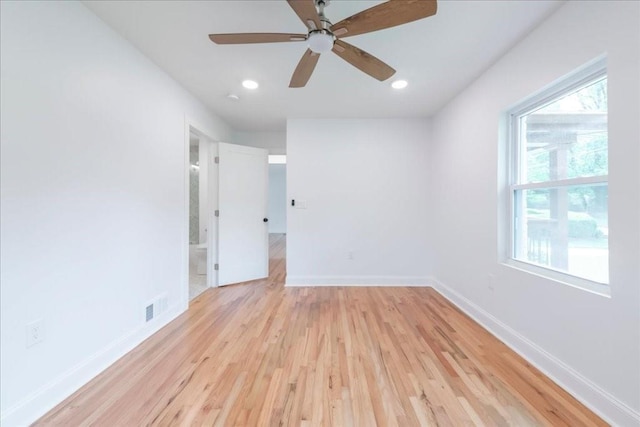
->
(505, 58, 610, 296)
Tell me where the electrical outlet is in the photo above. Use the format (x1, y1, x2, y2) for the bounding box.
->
(26, 319, 45, 348)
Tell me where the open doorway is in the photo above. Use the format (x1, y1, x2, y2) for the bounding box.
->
(268, 155, 287, 282)
(185, 133, 284, 297)
(188, 132, 208, 300)
(185, 124, 219, 302)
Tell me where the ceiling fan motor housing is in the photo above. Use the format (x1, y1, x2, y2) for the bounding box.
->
(307, 30, 334, 54)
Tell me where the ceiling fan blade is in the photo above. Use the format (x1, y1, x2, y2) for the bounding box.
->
(331, 0, 437, 38)
(287, 0, 323, 30)
(209, 33, 307, 44)
(289, 49, 321, 88)
(332, 40, 395, 81)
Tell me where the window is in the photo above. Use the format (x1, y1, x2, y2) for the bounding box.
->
(508, 60, 608, 292)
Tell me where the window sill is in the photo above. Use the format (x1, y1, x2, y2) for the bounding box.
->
(502, 259, 611, 298)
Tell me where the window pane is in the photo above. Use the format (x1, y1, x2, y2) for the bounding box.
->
(520, 78, 607, 183)
(514, 183, 608, 283)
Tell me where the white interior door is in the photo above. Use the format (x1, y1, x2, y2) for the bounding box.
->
(218, 142, 269, 286)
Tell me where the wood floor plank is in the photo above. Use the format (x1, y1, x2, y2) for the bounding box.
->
(35, 234, 606, 426)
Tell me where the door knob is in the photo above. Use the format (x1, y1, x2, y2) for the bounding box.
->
(263, 218, 269, 222)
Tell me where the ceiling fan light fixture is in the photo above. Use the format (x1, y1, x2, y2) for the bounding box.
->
(242, 80, 259, 90)
(391, 79, 408, 89)
(307, 31, 334, 54)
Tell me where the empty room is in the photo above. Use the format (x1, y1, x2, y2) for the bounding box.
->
(1, 0, 639, 426)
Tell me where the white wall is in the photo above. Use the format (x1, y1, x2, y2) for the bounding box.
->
(428, 1, 640, 425)
(268, 164, 287, 234)
(233, 130, 286, 155)
(286, 119, 431, 285)
(0, 2, 232, 425)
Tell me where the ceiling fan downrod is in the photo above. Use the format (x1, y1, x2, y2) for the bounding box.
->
(307, 0, 334, 54)
(315, 0, 332, 30)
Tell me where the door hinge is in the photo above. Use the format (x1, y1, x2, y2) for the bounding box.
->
(214, 263, 219, 271)
(214, 156, 219, 164)
(215, 210, 219, 217)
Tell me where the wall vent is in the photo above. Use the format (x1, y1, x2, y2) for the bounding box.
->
(145, 304, 154, 322)
(145, 293, 169, 322)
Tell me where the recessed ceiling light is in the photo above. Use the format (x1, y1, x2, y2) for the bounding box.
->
(391, 80, 408, 89)
(242, 80, 259, 90)
(226, 93, 240, 101)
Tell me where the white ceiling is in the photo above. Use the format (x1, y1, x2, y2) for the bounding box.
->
(84, 0, 564, 131)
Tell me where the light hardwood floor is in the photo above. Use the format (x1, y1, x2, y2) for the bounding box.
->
(36, 234, 605, 426)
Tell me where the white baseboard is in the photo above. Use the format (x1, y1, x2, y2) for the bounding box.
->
(285, 275, 431, 287)
(0, 302, 186, 427)
(430, 277, 640, 427)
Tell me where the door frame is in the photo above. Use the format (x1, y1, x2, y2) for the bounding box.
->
(183, 117, 220, 308)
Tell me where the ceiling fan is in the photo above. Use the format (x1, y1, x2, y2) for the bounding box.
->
(209, 0, 437, 88)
